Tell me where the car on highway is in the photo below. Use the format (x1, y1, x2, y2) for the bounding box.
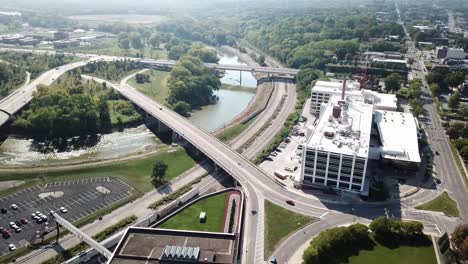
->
(8, 244, 16, 251)
(286, 200, 295, 206)
(60, 207, 68, 213)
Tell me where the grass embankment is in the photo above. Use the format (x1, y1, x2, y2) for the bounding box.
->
(158, 193, 228, 232)
(264, 200, 315, 258)
(415, 191, 460, 217)
(65, 37, 168, 60)
(0, 147, 196, 193)
(128, 70, 171, 103)
(40, 215, 138, 264)
(148, 175, 205, 209)
(347, 234, 436, 264)
(217, 117, 257, 142)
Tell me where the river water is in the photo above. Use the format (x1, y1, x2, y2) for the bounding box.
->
(0, 53, 257, 166)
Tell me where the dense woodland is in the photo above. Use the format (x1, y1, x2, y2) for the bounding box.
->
(13, 73, 141, 138)
(77, 60, 142, 81)
(167, 55, 221, 115)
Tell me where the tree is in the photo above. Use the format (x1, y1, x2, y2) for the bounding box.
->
(119, 38, 130, 53)
(129, 32, 144, 50)
(257, 55, 266, 66)
(460, 146, 468, 161)
(384, 73, 402, 92)
(447, 122, 465, 140)
(451, 224, 468, 260)
(429, 83, 440, 97)
(149, 34, 161, 49)
(151, 160, 168, 187)
(448, 91, 461, 110)
(173, 101, 191, 116)
(460, 104, 468, 117)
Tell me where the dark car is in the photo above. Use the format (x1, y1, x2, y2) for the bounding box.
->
(2, 231, 10, 239)
(286, 200, 295, 206)
(14, 221, 21, 227)
(435, 151, 440, 155)
(20, 218, 28, 225)
(1, 208, 7, 214)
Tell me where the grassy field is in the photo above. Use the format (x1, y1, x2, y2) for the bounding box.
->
(264, 200, 315, 258)
(0, 147, 196, 193)
(217, 117, 256, 142)
(128, 70, 171, 103)
(64, 37, 168, 60)
(415, 191, 460, 217)
(347, 236, 436, 264)
(158, 192, 228, 232)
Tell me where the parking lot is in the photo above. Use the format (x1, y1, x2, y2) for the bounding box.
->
(0, 177, 134, 256)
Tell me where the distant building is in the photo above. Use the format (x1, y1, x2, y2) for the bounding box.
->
(53, 39, 80, 49)
(1, 34, 23, 44)
(53, 31, 69, 41)
(436, 47, 448, 59)
(460, 82, 468, 101)
(446, 48, 466, 60)
(18, 37, 40, 46)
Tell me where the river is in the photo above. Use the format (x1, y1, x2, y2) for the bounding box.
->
(0, 52, 258, 166)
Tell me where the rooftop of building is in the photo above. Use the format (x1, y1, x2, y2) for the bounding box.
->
(311, 80, 397, 111)
(371, 58, 408, 64)
(312, 80, 361, 93)
(306, 96, 373, 158)
(374, 110, 421, 163)
(109, 228, 237, 264)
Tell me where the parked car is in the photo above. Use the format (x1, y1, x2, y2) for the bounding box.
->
(13, 227, 21, 233)
(10, 204, 18, 210)
(8, 244, 16, 251)
(14, 221, 21, 227)
(9, 222, 15, 228)
(286, 200, 295, 206)
(2, 231, 10, 238)
(60, 207, 68, 213)
(1, 208, 7, 214)
(270, 152, 278, 157)
(20, 218, 28, 225)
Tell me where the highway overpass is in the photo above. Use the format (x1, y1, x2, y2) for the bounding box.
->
(140, 59, 300, 76)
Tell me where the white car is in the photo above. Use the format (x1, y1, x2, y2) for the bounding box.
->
(9, 222, 15, 228)
(59, 207, 68, 213)
(8, 244, 16, 251)
(35, 211, 41, 215)
(10, 204, 18, 210)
